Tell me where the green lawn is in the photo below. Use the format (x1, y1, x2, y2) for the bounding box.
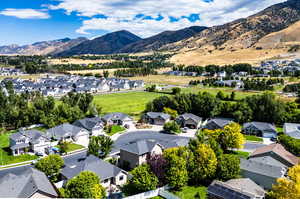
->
(244, 135, 263, 142)
(230, 151, 250, 159)
(276, 127, 283, 133)
(55, 143, 85, 153)
(0, 131, 38, 166)
(107, 125, 126, 136)
(173, 186, 207, 199)
(93, 92, 168, 118)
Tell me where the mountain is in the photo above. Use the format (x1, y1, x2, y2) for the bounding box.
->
(0, 37, 87, 55)
(118, 26, 207, 53)
(57, 30, 141, 56)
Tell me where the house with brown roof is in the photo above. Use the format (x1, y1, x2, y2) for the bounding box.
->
(249, 143, 299, 168)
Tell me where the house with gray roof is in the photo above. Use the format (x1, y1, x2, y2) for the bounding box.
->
(207, 178, 265, 199)
(176, 113, 202, 129)
(102, 112, 133, 126)
(203, 118, 234, 130)
(283, 123, 300, 139)
(0, 168, 58, 198)
(240, 158, 286, 190)
(61, 155, 127, 190)
(10, 130, 50, 156)
(73, 117, 104, 136)
(119, 140, 163, 169)
(142, 112, 171, 125)
(46, 123, 89, 147)
(243, 122, 277, 138)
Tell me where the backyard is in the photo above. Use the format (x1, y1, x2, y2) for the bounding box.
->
(173, 186, 207, 199)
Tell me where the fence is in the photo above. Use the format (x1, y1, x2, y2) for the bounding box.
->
(123, 186, 180, 199)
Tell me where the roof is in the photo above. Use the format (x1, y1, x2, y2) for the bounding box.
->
(10, 130, 48, 142)
(204, 118, 234, 130)
(73, 117, 103, 131)
(208, 178, 265, 199)
(250, 143, 299, 166)
(10, 142, 30, 150)
(102, 112, 132, 122)
(145, 112, 171, 120)
(283, 123, 300, 139)
(240, 159, 286, 179)
(46, 123, 88, 140)
(120, 140, 162, 155)
(0, 168, 58, 198)
(178, 113, 202, 123)
(243, 122, 277, 133)
(61, 155, 126, 181)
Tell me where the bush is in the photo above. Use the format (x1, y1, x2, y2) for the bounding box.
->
(278, 134, 300, 156)
(163, 121, 181, 134)
(217, 154, 240, 181)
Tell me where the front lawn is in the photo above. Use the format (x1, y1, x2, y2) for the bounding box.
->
(0, 131, 38, 166)
(229, 151, 250, 159)
(55, 143, 85, 153)
(173, 186, 207, 199)
(106, 125, 126, 136)
(244, 135, 263, 142)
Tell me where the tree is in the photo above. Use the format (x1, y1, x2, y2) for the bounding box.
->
(217, 154, 240, 181)
(163, 121, 181, 134)
(189, 144, 217, 184)
(269, 165, 300, 199)
(103, 71, 109, 78)
(216, 91, 226, 100)
(163, 107, 178, 119)
(164, 148, 189, 190)
(65, 171, 105, 198)
(35, 154, 64, 182)
(147, 154, 168, 185)
(59, 141, 69, 154)
(172, 87, 181, 95)
(88, 136, 113, 158)
(123, 164, 158, 195)
(230, 91, 236, 101)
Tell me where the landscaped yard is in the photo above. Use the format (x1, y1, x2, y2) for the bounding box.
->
(0, 131, 38, 166)
(106, 125, 126, 136)
(244, 135, 263, 142)
(173, 186, 207, 199)
(230, 151, 250, 159)
(55, 143, 85, 153)
(94, 92, 168, 118)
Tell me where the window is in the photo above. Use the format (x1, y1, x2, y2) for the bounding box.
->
(119, 176, 124, 181)
(104, 179, 109, 183)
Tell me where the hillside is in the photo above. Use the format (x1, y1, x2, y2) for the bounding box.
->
(56, 30, 141, 56)
(118, 26, 207, 53)
(0, 37, 87, 55)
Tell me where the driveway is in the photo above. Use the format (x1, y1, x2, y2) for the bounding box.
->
(243, 142, 267, 152)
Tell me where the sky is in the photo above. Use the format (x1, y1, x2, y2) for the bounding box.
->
(0, 0, 287, 45)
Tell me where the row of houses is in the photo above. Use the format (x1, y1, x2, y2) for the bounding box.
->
(0, 67, 25, 76)
(0, 75, 144, 96)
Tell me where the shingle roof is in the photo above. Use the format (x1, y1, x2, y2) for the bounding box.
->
(102, 112, 132, 122)
(120, 140, 162, 155)
(10, 130, 49, 149)
(240, 159, 286, 179)
(204, 118, 234, 129)
(0, 168, 58, 198)
(178, 113, 202, 123)
(283, 123, 300, 139)
(73, 117, 103, 131)
(250, 143, 299, 166)
(46, 123, 88, 140)
(145, 112, 171, 120)
(208, 178, 265, 199)
(243, 122, 277, 132)
(61, 155, 126, 181)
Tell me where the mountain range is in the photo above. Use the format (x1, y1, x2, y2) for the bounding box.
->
(1, 0, 300, 65)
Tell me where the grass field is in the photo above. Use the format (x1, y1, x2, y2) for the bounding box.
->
(244, 135, 264, 142)
(173, 186, 207, 199)
(93, 92, 168, 118)
(0, 131, 38, 165)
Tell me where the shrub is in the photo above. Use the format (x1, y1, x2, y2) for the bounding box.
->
(163, 121, 181, 134)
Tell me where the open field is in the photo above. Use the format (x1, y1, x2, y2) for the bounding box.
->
(67, 68, 123, 76)
(0, 74, 48, 80)
(48, 58, 113, 65)
(93, 92, 169, 118)
(128, 75, 205, 86)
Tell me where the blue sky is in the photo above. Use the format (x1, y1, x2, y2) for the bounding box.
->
(0, 0, 286, 45)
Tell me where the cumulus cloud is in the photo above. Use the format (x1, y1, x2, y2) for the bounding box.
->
(0, 8, 50, 19)
(49, 0, 286, 37)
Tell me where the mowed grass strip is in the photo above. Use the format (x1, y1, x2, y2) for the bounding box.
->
(93, 92, 168, 118)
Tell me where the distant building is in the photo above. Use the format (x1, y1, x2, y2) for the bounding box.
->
(283, 123, 300, 139)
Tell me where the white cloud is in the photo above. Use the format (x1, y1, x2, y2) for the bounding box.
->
(49, 0, 286, 37)
(0, 8, 50, 19)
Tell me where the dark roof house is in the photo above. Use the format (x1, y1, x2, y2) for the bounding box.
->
(73, 117, 104, 135)
(102, 112, 133, 125)
(243, 122, 277, 138)
(176, 113, 202, 129)
(0, 168, 58, 198)
(46, 123, 89, 140)
(142, 112, 171, 125)
(203, 118, 234, 130)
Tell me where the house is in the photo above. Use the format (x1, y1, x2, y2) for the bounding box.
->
(142, 112, 171, 125)
(46, 123, 90, 147)
(10, 130, 50, 156)
(102, 112, 133, 126)
(243, 122, 277, 138)
(207, 178, 265, 199)
(176, 113, 202, 129)
(240, 158, 286, 190)
(73, 117, 104, 136)
(0, 168, 58, 198)
(203, 118, 234, 130)
(248, 143, 299, 168)
(119, 140, 163, 169)
(283, 123, 300, 139)
(61, 155, 127, 190)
